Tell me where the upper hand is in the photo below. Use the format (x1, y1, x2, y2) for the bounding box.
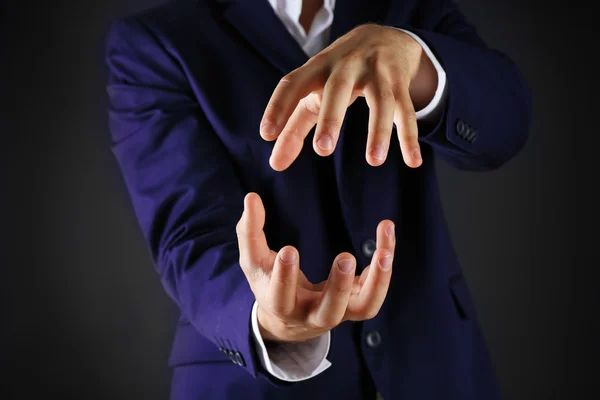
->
(236, 192, 395, 343)
(259, 24, 437, 171)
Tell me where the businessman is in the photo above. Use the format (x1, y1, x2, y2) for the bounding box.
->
(105, 0, 531, 398)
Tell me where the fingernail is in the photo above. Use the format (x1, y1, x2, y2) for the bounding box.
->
(261, 122, 278, 137)
(386, 223, 395, 239)
(279, 249, 297, 264)
(413, 148, 422, 163)
(337, 258, 354, 273)
(370, 145, 387, 161)
(317, 136, 333, 151)
(378, 253, 392, 271)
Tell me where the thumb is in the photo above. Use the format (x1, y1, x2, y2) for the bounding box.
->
(243, 192, 266, 232)
(237, 192, 271, 276)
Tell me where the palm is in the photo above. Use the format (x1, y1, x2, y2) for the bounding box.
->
(261, 243, 377, 323)
(237, 192, 394, 341)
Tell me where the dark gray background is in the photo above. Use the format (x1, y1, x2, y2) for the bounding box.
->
(1, 0, 597, 399)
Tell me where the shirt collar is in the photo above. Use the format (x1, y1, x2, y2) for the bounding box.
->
(267, 0, 336, 24)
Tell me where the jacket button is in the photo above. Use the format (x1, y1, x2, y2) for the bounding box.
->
(234, 351, 245, 367)
(361, 239, 376, 258)
(365, 331, 382, 348)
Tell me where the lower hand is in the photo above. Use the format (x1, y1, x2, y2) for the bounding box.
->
(236, 192, 395, 343)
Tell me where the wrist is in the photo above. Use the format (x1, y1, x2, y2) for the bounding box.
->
(257, 304, 297, 344)
(388, 28, 437, 111)
(406, 35, 437, 111)
(256, 303, 329, 344)
(256, 304, 279, 343)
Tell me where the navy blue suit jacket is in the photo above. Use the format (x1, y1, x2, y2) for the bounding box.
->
(105, 0, 531, 398)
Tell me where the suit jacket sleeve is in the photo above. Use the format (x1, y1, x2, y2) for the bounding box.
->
(104, 16, 264, 379)
(396, 0, 533, 171)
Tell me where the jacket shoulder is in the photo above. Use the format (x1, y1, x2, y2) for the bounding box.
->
(107, 0, 212, 44)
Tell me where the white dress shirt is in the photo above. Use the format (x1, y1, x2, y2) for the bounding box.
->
(251, 0, 448, 382)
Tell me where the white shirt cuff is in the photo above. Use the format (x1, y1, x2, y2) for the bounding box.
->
(395, 28, 448, 122)
(250, 301, 332, 382)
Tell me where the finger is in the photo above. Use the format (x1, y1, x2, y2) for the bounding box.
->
(309, 253, 356, 329)
(351, 266, 369, 295)
(357, 265, 371, 289)
(363, 78, 396, 167)
(347, 220, 395, 320)
(392, 83, 422, 168)
(313, 62, 361, 157)
(266, 246, 300, 317)
(236, 193, 272, 289)
(269, 93, 320, 171)
(260, 65, 324, 141)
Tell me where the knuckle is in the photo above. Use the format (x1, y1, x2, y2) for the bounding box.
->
(327, 76, 353, 92)
(264, 102, 283, 118)
(369, 49, 394, 70)
(279, 73, 296, 88)
(377, 47, 395, 61)
(375, 84, 395, 101)
(355, 304, 379, 320)
(319, 116, 342, 133)
(302, 96, 320, 117)
(308, 51, 328, 66)
(356, 23, 376, 33)
(338, 52, 362, 69)
(368, 129, 391, 140)
(330, 281, 351, 296)
(374, 248, 389, 259)
(386, 61, 406, 79)
(362, 308, 379, 320)
(280, 126, 303, 141)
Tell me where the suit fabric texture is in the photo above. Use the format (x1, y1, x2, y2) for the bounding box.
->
(104, 0, 531, 398)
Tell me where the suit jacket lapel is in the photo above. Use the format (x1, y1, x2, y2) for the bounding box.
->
(215, 0, 309, 76)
